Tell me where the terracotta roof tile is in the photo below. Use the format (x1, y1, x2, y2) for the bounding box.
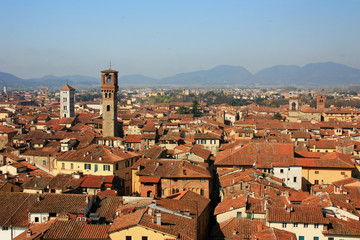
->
(267, 205, 328, 224)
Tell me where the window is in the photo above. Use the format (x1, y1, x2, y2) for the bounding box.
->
(280, 169, 284, 173)
(236, 212, 242, 218)
(293, 223, 298, 227)
(61, 163, 65, 169)
(142, 237, 148, 240)
(315, 171, 319, 174)
(200, 178, 205, 182)
(35, 217, 39, 223)
(107, 105, 110, 111)
(314, 224, 319, 228)
(183, 178, 187, 182)
(103, 165, 111, 171)
(282, 223, 287, 228)
(106, 74, 112, 83)
(63, 106, 67, 110)
(43, 160, 46, 166)
(126, 236, 132, 240)
(314, 237, 319, 240)
(341, 172, 345, 175)
(71, 163, 74, 169)
(210, 139, 216, 144)
(314, 180, 319, 185)
(328, 238, 334, 240)
(109, 93, 112, 98)
(304, 223, 308, 228)
(126, 160, 130, 167)
(200, 189, 204, 196)
(299, 237, 304, 240)
(201, 139, 206, 144)
(84, 164, 91, 170)
(2, 226, 8, 231)
(63, 97, 67, 102)
(94, 164, 98, 172)
(115, 163, 119, 171)
(293, 177, 297, 182)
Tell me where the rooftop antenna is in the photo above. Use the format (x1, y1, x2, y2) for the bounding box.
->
(109, 60, 112, 69)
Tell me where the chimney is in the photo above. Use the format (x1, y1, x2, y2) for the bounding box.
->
(257, 224, 264, 232)
(26, 229, 32, 237)
(156, 213, 161, 225)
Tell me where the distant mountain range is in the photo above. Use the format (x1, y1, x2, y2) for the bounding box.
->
(1, 62, 360, 89)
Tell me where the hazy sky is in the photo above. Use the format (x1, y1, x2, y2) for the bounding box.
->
(0, 0, 359, 79)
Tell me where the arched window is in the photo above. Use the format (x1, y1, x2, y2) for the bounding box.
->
(106, 74, 112, 83)
(291, 102, 297, 111)
(105, 93, 108, 98)
(109, 93, 111, 98)
(107, 105, 110, 111)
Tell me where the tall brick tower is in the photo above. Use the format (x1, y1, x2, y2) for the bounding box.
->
(101, 68, 118, 137)
(316, 94, 326, 111)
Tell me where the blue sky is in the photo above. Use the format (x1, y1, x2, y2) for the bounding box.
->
(0, 0, 359, 78)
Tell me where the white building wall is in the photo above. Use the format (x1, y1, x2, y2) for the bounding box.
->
(29, 212, 50, 224)
(0, 227, 27, 240)
(216, 207, 246, 223)
(60, 89, 75, 118)
(268, 222, 325, 240)
(273, 166, 302, 190)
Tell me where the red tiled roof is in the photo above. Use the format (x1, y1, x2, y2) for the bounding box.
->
(251, 227, 297, 240)
(139, 176, 161, 183)
(0, 192, 38, 227)
(60, 84, 75, 90)
(43, 219, 109, 239)
(215, 142, 294, 167)
(267, 205, 328, 224)
(214, 196, 247, 215)
(125, 134, 141, 143)
(324, 215, 360, 236)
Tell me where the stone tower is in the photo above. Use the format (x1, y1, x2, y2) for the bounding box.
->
(60, 84, 75, 118)
(316, 94, 326, 111)
(289, 97, 299, 111)
(101, 68, 118, 137)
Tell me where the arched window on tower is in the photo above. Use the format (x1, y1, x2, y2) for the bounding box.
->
(107, 105, 110, 111)
(105, 93, 108, 98)
(291, 102, 297, 111)
(106, 74, 112, 83)
(109, 93, 111, 98)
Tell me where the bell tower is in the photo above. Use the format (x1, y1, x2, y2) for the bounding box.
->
(316, 94, 326, 111)
(101, 68, 119, 137)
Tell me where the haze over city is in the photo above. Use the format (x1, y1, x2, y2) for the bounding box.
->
(1, 0, 359, 79)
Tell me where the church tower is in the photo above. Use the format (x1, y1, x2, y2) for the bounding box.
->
(60, 84, 75, 118)
(316, 94, 326, 111)
(101, 68, 119, 137)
